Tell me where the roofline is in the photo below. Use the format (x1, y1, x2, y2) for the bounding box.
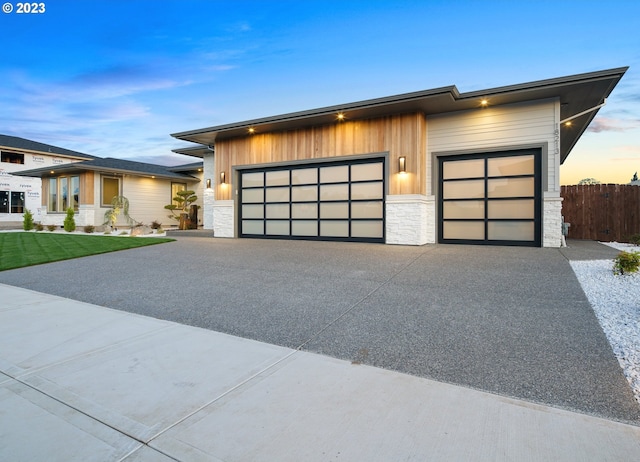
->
(171, 145, 212, 159)
(12, 163, 199, 181)
(171, 67, 629, 141)
(0, 144, 95, 161)
(460, 66, 628, 98)
(171, 85, 456, 140)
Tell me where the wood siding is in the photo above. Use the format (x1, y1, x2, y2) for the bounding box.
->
(561, 184, 640, 242)
(427, 100, 558, 195)
(80, 171, 94, 205)
(39, 171, 94, 206)
(215, 113, 426, 200)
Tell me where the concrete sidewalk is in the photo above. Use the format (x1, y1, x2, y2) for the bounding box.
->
(1, 284, 639, 461)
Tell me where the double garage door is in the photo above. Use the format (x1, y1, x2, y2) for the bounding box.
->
(439, 149, 541, 246)
(239, 158, 385, 243)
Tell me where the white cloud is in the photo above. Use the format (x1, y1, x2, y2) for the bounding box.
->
(588, 116, 640, 133)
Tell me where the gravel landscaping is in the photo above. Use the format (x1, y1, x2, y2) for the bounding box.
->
(570, 242, 640, 404)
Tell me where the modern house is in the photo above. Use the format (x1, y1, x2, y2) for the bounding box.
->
(5, 135, 203, 229)
(172, 67, 628, 247)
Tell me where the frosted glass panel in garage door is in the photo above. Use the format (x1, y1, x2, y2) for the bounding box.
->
(240, 158, 385, 243)
(439, 150, 540, 246)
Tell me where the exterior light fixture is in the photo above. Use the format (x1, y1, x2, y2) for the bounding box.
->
(565, 121, 572, 127)
(336, 113, 345, 121)
(206, 178, 211, 189)
(220, 171, 226, 184)
(248, 127, 255, 134)
(399, 156, 406, 173)
(480, 99, 488, 107)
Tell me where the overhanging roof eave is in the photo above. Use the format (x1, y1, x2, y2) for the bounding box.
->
(171, 67, 629, 162)
(13, 164, 198, 181)
(170, 85, 458, 142)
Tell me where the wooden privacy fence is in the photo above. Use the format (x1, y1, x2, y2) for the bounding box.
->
(560, 184, 640, 242)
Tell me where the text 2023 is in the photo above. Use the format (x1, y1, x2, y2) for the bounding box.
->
(17, 2, 45, 13)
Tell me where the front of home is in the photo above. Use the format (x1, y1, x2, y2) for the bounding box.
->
(7, 136, 204, 229)
(172, 67, 627, 247)
(16, 158, 204, 229)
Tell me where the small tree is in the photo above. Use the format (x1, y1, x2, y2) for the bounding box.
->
(632, 172, 638, 182)
(578, 178, 601, 185)
(63, 208, 76, 232)
(22, 209, 34, 231)
(164, 190, 199, 230)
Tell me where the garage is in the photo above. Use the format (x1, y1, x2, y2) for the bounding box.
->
(438, 149, 541, 246)
(239, 157, 385, 242)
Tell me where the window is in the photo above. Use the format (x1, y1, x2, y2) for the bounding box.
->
(60, 177, 69, 211)
(71, 176, 79, 211)
(0, 191, 26, 214)
(10, 192, 24, 213)
(47, 175, 80, 212)
(1, 151, 24, 164)
(102, 176, 121, 207)
(48, 178, 57, 212)
(0, 191, 8, 213)
(171, 182, 187, 206)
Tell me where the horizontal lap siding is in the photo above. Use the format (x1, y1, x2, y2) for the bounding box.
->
(215, 113, 426, 199)
(427, 100, 558, 194)
(121, 177, 202, 227)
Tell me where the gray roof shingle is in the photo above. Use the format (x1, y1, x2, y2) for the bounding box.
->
(13, 157, 199, 181)
(0, 134, 97, 159)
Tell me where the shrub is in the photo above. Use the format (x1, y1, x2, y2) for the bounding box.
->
(150, 220, 162, 230)
(84, 225, 95, 233)
(35, 223, 44, 232)
(613, 251, 640, 275)
(63, 208, 76, 232)
(629, 233, 640, 246)
(47, 224, 56, 232)
(157, 227, 165, 234)
(22, 209, 34, 231)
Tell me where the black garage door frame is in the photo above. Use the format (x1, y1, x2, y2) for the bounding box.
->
(238, 157, 386, 243)
(438, 148, 542, 247)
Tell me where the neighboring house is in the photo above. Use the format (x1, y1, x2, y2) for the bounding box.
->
(14, 156, 203, 228)
(171, 67, 627, 247)
(0, 134, 98, 226)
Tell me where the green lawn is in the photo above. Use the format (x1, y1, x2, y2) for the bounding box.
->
(0, 232, 175, 271)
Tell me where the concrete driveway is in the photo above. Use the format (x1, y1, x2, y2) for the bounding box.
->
(1, 236, 638, 424)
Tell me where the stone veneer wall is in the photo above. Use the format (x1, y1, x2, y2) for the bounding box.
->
(203, 188, 215, 230)
(212, 200, 234, 237)
(543, 195, 563, 247)
(385, 195, 435, 245)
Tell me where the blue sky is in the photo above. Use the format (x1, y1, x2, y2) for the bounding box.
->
(1, 0, 639, 184)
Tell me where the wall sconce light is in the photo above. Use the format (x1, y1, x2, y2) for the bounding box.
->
(220, 171, 226, 184)
(398, 156, 406, 173)
(206, 178, 211, 189)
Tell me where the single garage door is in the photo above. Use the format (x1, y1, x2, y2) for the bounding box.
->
(239, 158, 385, 243)
(438, 149, 541, 246)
